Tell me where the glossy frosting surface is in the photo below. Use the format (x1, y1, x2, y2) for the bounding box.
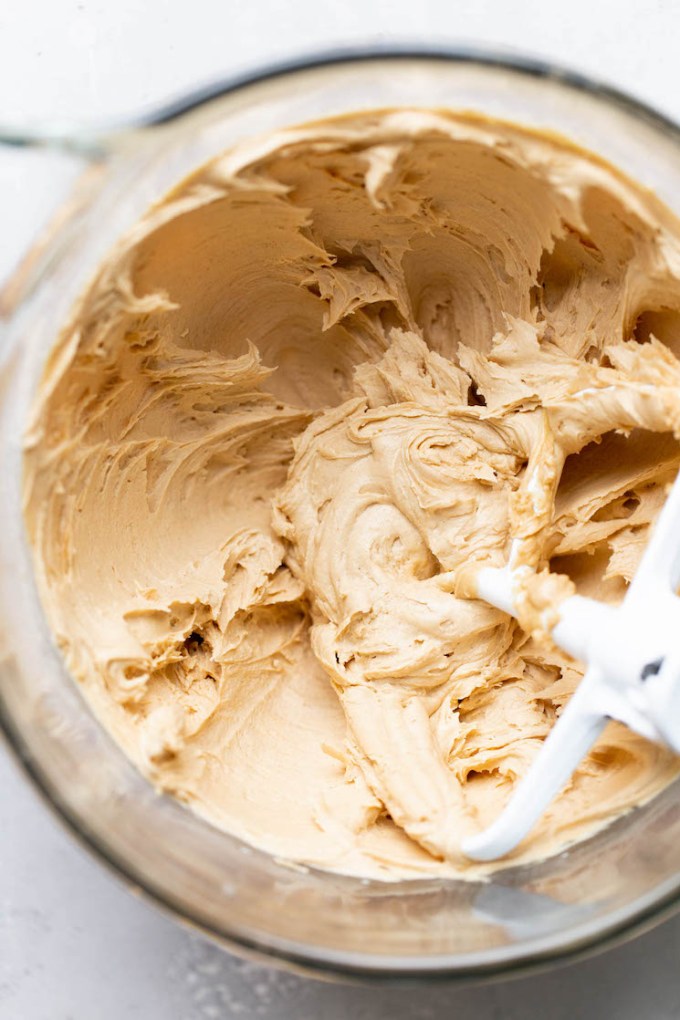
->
(24, 110, 680, 878)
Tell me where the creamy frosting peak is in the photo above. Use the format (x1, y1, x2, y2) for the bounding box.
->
(24, 110, 680, 879)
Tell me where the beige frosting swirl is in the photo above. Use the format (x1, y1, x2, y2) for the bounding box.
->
(23, 109, 680, 879)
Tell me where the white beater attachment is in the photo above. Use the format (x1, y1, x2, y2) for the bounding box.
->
(462, 471, 680, 862)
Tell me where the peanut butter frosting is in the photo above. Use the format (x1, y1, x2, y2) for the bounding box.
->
(23, 109, 680, 879)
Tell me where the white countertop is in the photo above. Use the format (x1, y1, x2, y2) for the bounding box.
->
(2, 2, 680, 1016)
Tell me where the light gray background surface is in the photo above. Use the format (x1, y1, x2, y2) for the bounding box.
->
(2, 2, 680, 1017)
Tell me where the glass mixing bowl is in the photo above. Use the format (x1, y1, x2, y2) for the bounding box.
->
(2, 47, 680, 982)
